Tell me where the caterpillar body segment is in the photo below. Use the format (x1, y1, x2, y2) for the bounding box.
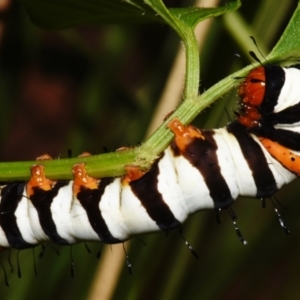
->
(0, 64, 300, 250)
(0, 123, 296, 249)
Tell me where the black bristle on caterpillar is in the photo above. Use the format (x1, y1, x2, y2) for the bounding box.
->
(0, 63, 300, 281)
(122, 244, 132, 275)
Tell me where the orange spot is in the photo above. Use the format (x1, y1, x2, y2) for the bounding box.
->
(27, 165, 55, 196)
(259, 137, 300, 176)
(72, 163, 98, 196)
(167, 117, 204, 152)
(238, 66, 266, 106)
(122, 165, 145, 185)
(237, 67, 266, 128)
(238, 105, 262, 128)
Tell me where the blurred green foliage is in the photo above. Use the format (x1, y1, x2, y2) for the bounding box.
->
(0, 0, 299, 299)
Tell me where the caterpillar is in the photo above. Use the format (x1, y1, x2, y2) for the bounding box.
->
(0, 64, 299, 255)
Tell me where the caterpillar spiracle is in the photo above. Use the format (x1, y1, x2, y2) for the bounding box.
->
(0, 64, 299, 257)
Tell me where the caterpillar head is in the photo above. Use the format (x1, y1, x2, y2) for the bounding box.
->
(238, 65, 300, 128)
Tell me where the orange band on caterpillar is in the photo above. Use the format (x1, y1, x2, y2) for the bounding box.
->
(259, 137, 300, 176)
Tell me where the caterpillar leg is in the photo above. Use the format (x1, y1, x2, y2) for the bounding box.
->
(115, 146, 145, 184)
(167, 117, 204, 151)
(259, 137, 300, 176)
(122, 118, 205, 184)
(72, 162, 98, 196)
(26, 155, 55, 196)
(121, 119, 205, 184)
(122, 165, 145, 184)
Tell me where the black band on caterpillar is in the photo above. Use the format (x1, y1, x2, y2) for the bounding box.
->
(0, 65, 299, 252)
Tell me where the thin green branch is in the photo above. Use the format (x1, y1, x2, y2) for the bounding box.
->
(0, 63, 252, 181)
(0, 0, 297, 182)
(182, 30, 200, 100)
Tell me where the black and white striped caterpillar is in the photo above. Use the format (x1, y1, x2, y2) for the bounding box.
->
(0, 64, 299, 252)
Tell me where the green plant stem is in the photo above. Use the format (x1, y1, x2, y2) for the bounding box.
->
(0, 61, 255, 182)
(0, 15, 200, 181)
(182, 30, 200, 101)
(0, 150, 137, 181)
(1, 0, 294, 181)
(141, 27, 200, 153)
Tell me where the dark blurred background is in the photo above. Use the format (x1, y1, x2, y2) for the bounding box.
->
(0, 0, 299, 299)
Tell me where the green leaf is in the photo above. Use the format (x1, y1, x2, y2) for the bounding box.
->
(21, 0, 241, 31)
(20, 0, 158, 29)
(143, 0, 241, 39)
(169, 1, 241, 30)
(7, 0, 242, 182)
(268, 2, 300, 63)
